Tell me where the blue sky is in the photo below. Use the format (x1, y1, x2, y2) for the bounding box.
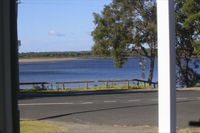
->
(18, 0, 112, 52)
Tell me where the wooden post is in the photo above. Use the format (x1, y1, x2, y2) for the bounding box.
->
(56, 83, 59, 89)
(41, 84, 45, 89)
(65, 83, 67, 90)
(51, 83, 53, 89)
(86, 82, 89, 89)
(149, 82, 151, 86)
(62, 82, 65, 90)
(127, 81, 130, 89)
(105, 81, 108, 88)
(157, 0, 176, 132)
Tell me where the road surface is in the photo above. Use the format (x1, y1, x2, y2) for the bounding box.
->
(19, 90, 200, 128)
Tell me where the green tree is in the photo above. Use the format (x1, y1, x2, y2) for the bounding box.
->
(92, 0, 200, 87)
(193, 41, 200, 58)
(194, 42, 200, 58)
(182, 0, 200, 34)
(92, 0, 157, 83)
(175, 0, 200, 87)
(182, 0, 200, 58)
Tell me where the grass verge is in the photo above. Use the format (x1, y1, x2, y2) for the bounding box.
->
(20, 84, 153, 93)
(20, 120, 200, 133)
(20, 120, 66, 133)
(178, 128, 200, 133)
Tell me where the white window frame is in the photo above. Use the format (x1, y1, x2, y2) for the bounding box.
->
(157, 0, 176, 133)
(0, 0, 19, 133)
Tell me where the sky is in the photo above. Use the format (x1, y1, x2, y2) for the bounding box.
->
(18, 0, 112, 52)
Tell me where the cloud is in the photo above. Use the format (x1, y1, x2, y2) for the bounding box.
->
(48, 30, 66, 37)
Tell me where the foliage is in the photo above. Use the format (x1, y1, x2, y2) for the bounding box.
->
(181, 0, 200, 58)
(19, 50, 153, 59)
(19, 51, 94, 59)
(92, 0, 157, 83)
(92, 0, 200, 87)
(32, 85, 43, 90)
(20, 85, 47, 92)
(175, 0, 200, 87)
(193, 41, 200, 58)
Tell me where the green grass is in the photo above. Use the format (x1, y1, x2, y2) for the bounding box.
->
(178, 128, 200, 133)
(20, 120, 200, 133)
(91, 84, 152, 90)
(188, 86, 200, 89)
(20, 120, 65, 133)
(20, 83, 154, 93)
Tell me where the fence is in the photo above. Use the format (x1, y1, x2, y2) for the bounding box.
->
(19, 79, 158, 90)
(20, 82, 51, 89)
(55, 81, 95, 89)
(98, 79, 158, 89)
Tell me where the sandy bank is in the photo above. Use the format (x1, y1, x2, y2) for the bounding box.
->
(19, 57, 79, 63)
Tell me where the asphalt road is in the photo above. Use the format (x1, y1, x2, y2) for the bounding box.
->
(19, 90, 200, 128)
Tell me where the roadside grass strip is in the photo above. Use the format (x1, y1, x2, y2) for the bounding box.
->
(20, 120, 67, 133)
(178, 128, 200, 133)
(20, 84, 153, 93)
(20, 120, 200, 133)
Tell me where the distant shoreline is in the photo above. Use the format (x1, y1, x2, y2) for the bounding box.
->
(18, 57, 141, 63)
(19, 57, 80, 63)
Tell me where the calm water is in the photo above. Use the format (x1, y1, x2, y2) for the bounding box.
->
(19, 58, 158, 88)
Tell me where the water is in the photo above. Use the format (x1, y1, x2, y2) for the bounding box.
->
(19, 57, 158, 88)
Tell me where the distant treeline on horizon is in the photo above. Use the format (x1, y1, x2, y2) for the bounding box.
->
(19, 49, 198, 59)
(19, 51, 94, 58)
(18, 51, 144, 59)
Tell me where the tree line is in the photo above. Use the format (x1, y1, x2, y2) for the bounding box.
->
(92, 0, 200, 87)
(19, 51, 94, 58)
(19, 49, 155, 59)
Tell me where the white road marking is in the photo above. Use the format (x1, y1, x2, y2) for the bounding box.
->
(128, 99, 140, 102)
(176, 98, 188, 100)
(79, 102, 93, 105)
(103, 101, 117, 103)
(19, 102, 74, 106)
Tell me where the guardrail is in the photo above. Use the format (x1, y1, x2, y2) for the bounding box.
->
(55, 81, 95, 89)
(19, 79, 158, 90)
(98, 79, 158, 89)
(20, 82, 52, 89)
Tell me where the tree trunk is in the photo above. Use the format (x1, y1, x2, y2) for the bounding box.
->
(148, 57, 155, 84)
(185, 59, 190, 87)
